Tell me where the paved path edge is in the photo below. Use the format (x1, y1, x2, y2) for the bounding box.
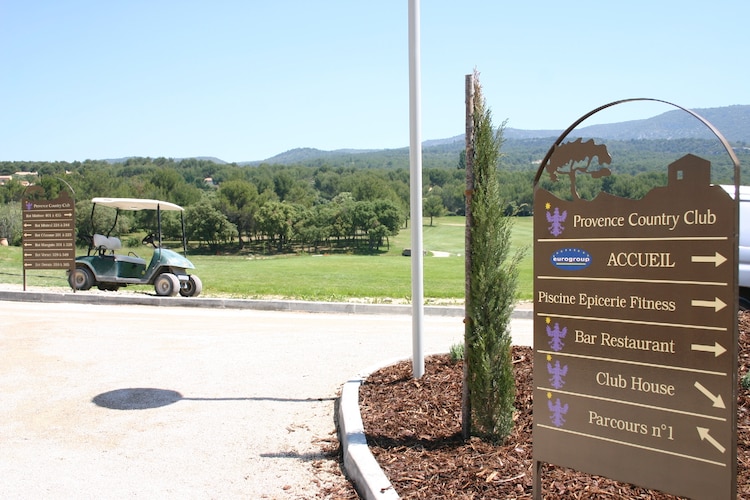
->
(0, 289, 470, 316)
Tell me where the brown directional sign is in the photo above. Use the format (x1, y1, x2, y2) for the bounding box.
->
(533, 154, 737, 499)
(21, 190, 76, 270)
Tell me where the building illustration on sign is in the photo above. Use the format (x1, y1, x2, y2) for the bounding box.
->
(533, 129, 738, 500)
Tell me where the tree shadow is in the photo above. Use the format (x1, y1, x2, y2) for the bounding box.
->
(92, 388, 334, 410)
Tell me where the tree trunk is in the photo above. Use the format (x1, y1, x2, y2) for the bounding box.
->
(462, 72, 475, 440)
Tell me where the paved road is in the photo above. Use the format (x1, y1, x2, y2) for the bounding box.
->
(1, 299, 529, 498)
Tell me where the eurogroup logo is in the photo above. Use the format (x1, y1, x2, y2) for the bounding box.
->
(550, 248, 592, 271)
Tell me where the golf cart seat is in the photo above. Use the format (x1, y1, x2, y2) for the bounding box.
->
(93, 234, 122, 252)
(93, 234, 146, 266)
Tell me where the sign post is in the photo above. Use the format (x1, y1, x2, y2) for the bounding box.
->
(21, 189, 76, 289)
(532, 101, 738, 499)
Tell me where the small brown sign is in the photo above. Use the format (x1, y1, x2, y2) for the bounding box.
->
(21, 190, 76, 270)
(533, 154, 737, 499)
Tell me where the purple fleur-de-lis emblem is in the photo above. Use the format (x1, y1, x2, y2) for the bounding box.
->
(547, 360, 568, 390)
(545, 205, 567, 237)
(547, 322, 567, 352)
(548, 397, 569, 428)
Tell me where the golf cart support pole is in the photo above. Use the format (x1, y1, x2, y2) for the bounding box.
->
(88, 202, 97, 255)
(156, 204, 162, 247)
(106, 209, 120, 237)
(181, 212, 187, 254)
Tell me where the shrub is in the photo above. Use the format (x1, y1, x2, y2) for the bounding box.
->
(449, 343, 464, 363)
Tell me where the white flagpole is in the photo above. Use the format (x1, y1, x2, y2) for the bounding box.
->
(408, 0, 424, 378)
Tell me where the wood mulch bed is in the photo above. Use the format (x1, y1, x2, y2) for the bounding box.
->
(345, 312, 750, 499)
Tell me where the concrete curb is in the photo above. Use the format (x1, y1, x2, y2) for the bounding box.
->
(338, 357, 409, 500)
(0, 289, 534, 320)
(0, 289, 468, 317)
(339, 351, 458, 500)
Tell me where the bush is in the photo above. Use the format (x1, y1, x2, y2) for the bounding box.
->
(449, 343, 464, 363)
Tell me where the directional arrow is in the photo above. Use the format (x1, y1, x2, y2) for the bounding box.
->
(23, 223, 32, 228)
(691, 341, 727, 357)
(691, 297, 727, 312)
(694, 381, 726, 408)
(691, 252, 727, 267)
(697, 427, 726, 454)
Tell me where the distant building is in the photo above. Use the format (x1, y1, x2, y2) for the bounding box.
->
(0, 171, 39, 187)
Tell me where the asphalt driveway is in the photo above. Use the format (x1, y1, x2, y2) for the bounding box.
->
(1, 298, 471, 498)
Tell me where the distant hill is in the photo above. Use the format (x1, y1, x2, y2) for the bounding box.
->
(245, 147, 380, 166)
(572, 105, 750, 142)
(105, 156, 228, 165)
(251, 105, 750, 165)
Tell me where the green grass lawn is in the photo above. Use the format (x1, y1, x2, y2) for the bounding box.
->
(0, 216, 534, 302)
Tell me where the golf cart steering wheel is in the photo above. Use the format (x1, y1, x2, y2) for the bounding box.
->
(142, 233, 158, 248)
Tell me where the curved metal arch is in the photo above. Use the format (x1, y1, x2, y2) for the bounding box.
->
(532, 98, 741, 190)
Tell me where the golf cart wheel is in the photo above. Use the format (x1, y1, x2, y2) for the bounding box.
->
(179, 274, 203, 297)
(69, 267, 95, 291)
(154, 273, 180, 297)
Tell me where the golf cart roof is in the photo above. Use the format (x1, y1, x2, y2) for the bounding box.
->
(91, 197, 184, 212)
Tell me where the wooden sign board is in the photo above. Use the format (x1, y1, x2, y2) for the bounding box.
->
(533, 154, 737, 499)
(21, 190, 76, 270)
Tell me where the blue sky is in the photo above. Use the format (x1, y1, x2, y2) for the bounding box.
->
(2, 1, 747, 163)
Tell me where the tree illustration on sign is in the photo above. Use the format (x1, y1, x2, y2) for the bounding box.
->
(546, 138, 612, 201)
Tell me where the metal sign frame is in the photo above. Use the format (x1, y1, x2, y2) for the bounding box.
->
(532, 98, 738, 499)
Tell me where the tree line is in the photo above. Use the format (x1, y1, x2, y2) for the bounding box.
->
(1, 136, 747, 252)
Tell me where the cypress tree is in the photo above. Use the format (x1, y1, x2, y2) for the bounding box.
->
(465, 74, 525, 442)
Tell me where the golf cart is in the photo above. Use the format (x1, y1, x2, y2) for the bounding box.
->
(68, 197, 202, 297)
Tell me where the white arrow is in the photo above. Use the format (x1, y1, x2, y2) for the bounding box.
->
(691, 342, 727, 357)
(694, 381, 726, 408)
(691, 297, 727, 312)
(697, 427, 725, 454)
(691, 252, 727, 267)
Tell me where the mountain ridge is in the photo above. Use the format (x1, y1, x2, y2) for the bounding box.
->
(103, 105, 750, 166)
(253, 105, 750, 165)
